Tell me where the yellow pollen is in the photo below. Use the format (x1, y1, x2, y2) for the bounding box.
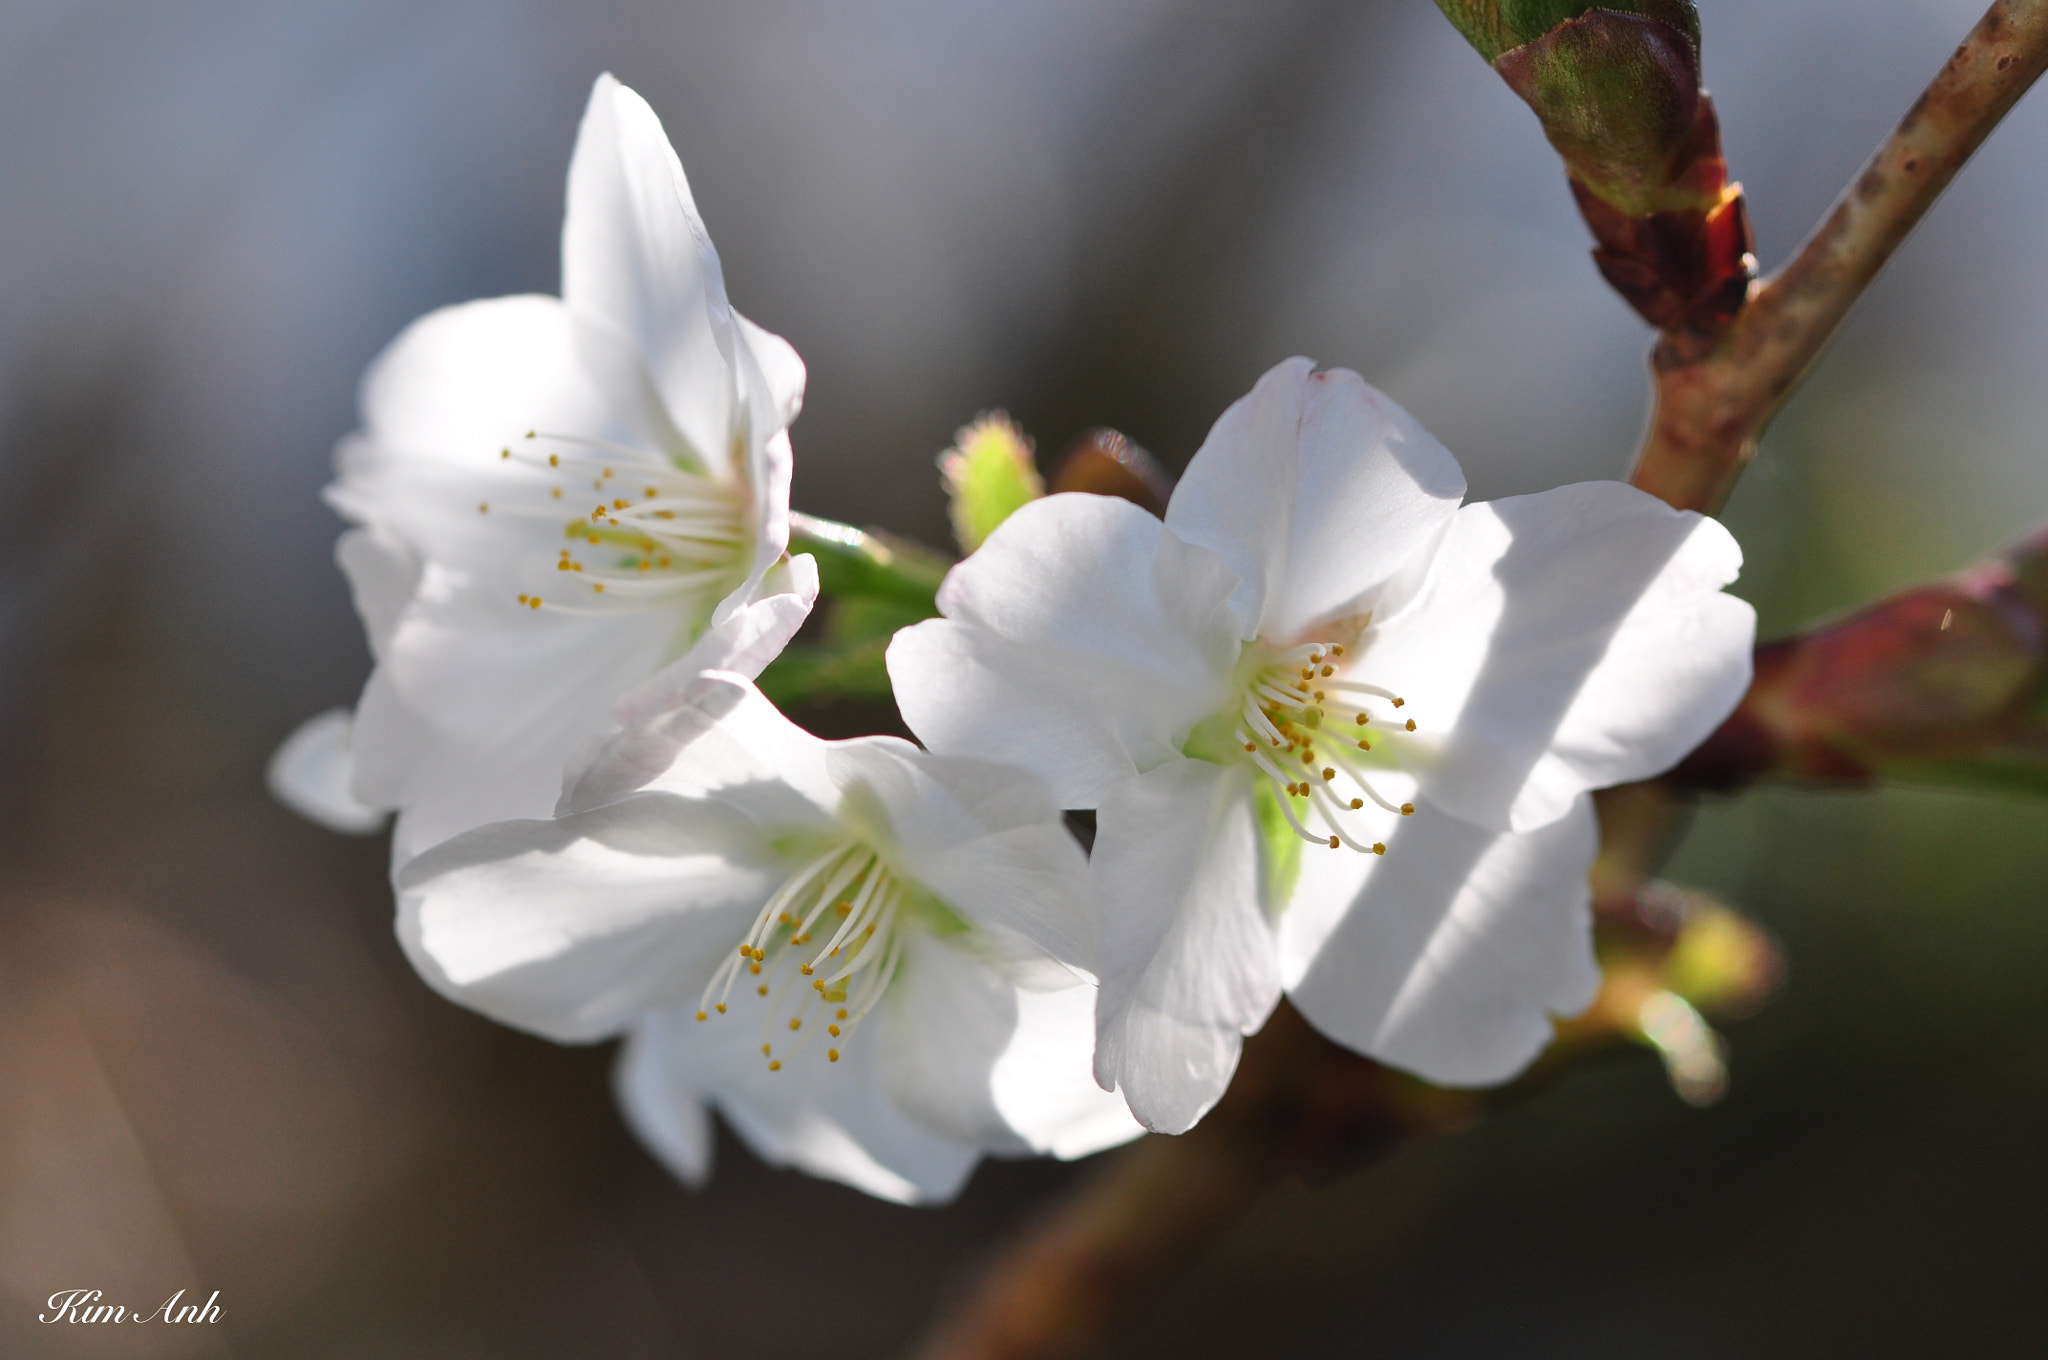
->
(1405, 719, 1417, 731)
(768, 1060, 782, 1071)
(1372, 843, 1386, 855)
(788, 1018, 802, 1031)
(828, 1050, 840, 1062)
(1400, 803, 1415, 816)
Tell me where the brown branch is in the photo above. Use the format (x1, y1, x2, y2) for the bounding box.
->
(1629, 0, 2048, 513)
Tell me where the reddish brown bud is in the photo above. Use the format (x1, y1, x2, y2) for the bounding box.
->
(1674, 526, 2048, 794)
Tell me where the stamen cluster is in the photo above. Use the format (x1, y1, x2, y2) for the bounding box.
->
(488, 431, 747, 615)
(1233, 642, 1418, 854)
(696, 844, 908, 1070)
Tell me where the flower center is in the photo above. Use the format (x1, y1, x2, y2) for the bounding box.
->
(483, 431, 749, 617)
(693, 842, 909, 1071)
(1224, 640, 1419, 855)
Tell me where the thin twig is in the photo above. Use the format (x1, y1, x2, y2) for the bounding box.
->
(1630, 0, 2048, 513)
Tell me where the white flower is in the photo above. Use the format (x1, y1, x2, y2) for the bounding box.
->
(287, 74, 814, 861)
(887, 357, 1755, 1133)
(393, 671, 1142, 1203)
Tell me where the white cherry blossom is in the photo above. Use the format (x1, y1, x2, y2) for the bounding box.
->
(282, 74, 814, 861)
(888, 357, 1754, 1133)
(394, 672, 1142, 1203)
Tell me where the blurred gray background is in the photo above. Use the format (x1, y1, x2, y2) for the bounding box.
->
(2, 0, 2045, 1355)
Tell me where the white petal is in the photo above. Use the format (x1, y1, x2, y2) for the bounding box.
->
(394, 794, 775, 1043)
(1364, 483, 1754, 833)
(990, 980, 1147, 1159)
(329, 294, 687, 556)
(266, 709, 388, 834)
(556, 555, 820, 814)
(823, 742, 1095, 971)
(335, 525, 421, 662)
(889, 494, 1242, 808)
(1165, 359, 1466, 642)
(735, 311, 806, 430)
(640, 1006, 981, 1204)
(875, 932, 1028, 1152)
(613, 1021, 715, 1187)
(561, 74, 739, 477)
(1091, 759, 1280, 1134)
(352, 561, 681, 862)
(558, 674, 839, 829)
(1279, 797, 1600, 1086)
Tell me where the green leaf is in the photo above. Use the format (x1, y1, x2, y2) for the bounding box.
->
(939, 414, 1044, 554)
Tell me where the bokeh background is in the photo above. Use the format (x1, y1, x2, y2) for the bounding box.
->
(3, 0, 2046, 1355)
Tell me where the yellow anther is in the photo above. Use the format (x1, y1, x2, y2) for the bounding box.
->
(1243, 742, 1257, 753)
(828, 1024, 841, 1037)
(1405, 719, 1416, 732)
(1322, 768, 1336, 781)
(548, 453, 560, 466)
(1301, 668, 1315, 680)
(644, 486, 658, 497)
(863, 924, 875, 935)
(799, 964, 813, 976)
(827, 1050, 840, 1062)
(835, 903, 851, 915)
(1350, 798, 1364, 810)
(836, 1009, 848, 1021)
(788, 1018, 802, 1031)
(658, 556, 672, 567)
(499, 449, 509, 459)
(756, 983, 768, 995)
(1314, 691, 1325, 701)
(550, 487, 562, 498)
(767, 1060, 782, 1071)
(1331, 645, 1345, 656)
(761, 1044, 771, 1056)
(1400, 803, 1415, 816)
(613, 498, 628, 510)
(1327, 835, 1340, 849)
(739, 945, 751, 958)
(524, 430, 536, 439)
(748, 963, 761, 975)
(714, 1003, 726, 1014)
(557, 560, 570, 571)
(1358, 738, 1371, 751)
(517, 593, 528, 604)
(752, 948, 766, 961)
(694, 1010, 707, 1021)
(1321, 665, 1335, 677)
(530, 597, 542, 609)
(812, 979, 825, 992)
(1372, 843, 1386, 855)
(1393, 697, 1406, 708)
(477, 502, 489, 514)
(1356, 713, 1370, 726)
